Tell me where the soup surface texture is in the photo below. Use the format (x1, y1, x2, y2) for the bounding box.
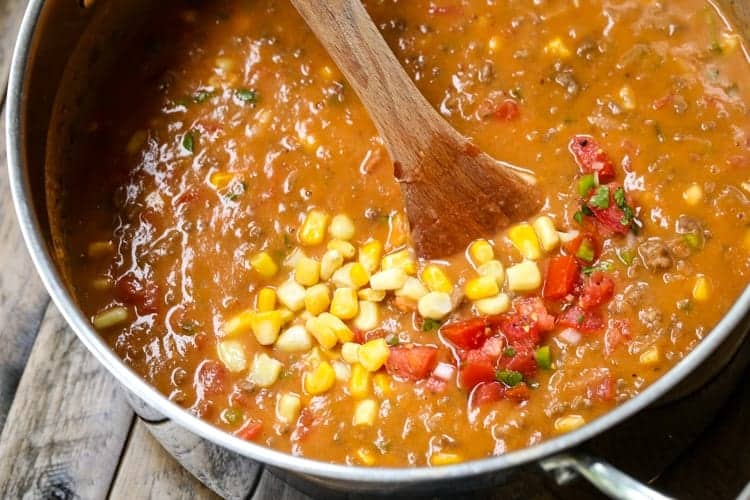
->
(56, 0, 750, 466)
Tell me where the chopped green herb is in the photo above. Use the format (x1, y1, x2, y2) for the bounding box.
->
(386, 334, 401, 346)
(503, 347, 516, 357)
(236, 88, 258, 103)
(582, 260, 614, 275)
(192, 90, 214, 103)
(421, 318, 442, 331)
(534, 346, 552, 370)
(496, 369, 524, 387)
(617, 248, 635, 266)
(589, 185, 611, 209)
(684, 233, 702, 249)
(576, 239, 595, 263)
(573, 211, 584, 225)
(614, 187, 627, 208)
(182, 132, 195, 153)
(578, 174, 598, 197)
(581, 204, 594, 217)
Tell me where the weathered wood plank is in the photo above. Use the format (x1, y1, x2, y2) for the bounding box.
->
(0, 0, 27, 106)
(250, 471, 312, 500)
(0, 304, 134, 498)
(109, 420, 218, 500)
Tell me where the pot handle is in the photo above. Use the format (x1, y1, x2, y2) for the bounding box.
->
(540, 452, 674, 500)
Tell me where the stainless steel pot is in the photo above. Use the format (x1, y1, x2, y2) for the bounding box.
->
(6, 0, 750, 498)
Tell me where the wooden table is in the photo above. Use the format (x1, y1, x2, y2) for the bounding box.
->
(0, 2, 749, 499)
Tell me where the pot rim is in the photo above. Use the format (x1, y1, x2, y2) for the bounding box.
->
(6, 0, 750, 484)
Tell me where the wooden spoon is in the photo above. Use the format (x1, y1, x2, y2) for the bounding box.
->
(290, 0, 542, 259)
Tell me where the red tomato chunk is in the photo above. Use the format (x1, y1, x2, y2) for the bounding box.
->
(386, 345, 439, 380)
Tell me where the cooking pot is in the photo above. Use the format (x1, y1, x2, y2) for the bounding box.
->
(6, 0, 750, 498)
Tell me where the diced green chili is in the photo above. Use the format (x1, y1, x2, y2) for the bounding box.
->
(684, 232, 701, 249)
(192, 90, 214, 103)
(617, 248, 635, 266)
(503, 347, 516, 357)
(386, 334, 400, 346)
(236, 88, 258, 103)
(222, 407, 244, 426)
(421, 318, 442, 332)
(182, 132, 195, 153)
(534, 346, 552, 369)
(576, 239, 595, 262)
(496, 369, 524, 387)
(578, 174, 598, 197)
(589, 185, 610, 209)
(573, 211, 584, 225)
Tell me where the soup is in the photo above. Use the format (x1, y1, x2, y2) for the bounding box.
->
(54, 0, 750, 466)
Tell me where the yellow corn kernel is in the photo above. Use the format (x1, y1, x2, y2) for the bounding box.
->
(474, 293, 511, 315)
(488, 35, 501, 54)
(533, 216, 560, 252)
(256, 287, 277, 312)
(720, 32, 742, 54)
(320, 249, 344, 281)
(544, 37, 571, 59)
(92, 306, 129, 330)
(352, 399, 378, 426)
(421, 265, 453, 293)
(299, 209, 330, 246)
(349, 363, 372, 399)
(330, 288, 359, 320)
(372, 373, 392, 398)
(369, 268, 408, 291)
(693, 276, 710, 301)
(477, 260, 505, 286)
(683, 184, 703, 206)
(217, 340, 248, 372)
(381, 249, 417, 275)
(431, 452, 464, 466)
(341, 343, 360, 365)
(508, 223, 542, 260)
(353, 301, 379, 331)
(250, 310, 283, 345)
(304, 361, 336, 395)
(618, 85, 636, 111)
(209, 171, 235, 189)
(331, 262, 370, 289)
(249, 353, 283, 387)
(554, 414, 586, 433)
(356, 447, 377, 466)
(358, 338, 390, 372)
(327, 239, 356, 259)
(465, 276, 500, 301)
(250, 251, 278, 278)
(222, 309, 254, 337)
(91, 277, 113, 291)
(386, 212, 409, 250)
(358, 288, 386, 302)
(329, 214, 355, 240)
(295, 256, 321, 286)
(639, 346, 660, 365)
(276, 393, 301, 425)
(87, 240, 114, 258)
(275, 325, 313, 352)
(506, 261, 542, 292)
(318, 312, 354, 343)
(418, 292, 453, 319)
(305, 316, 338, 349)
(396, 277, 429, 301)
(332, 360, 351, 382)
(468, 239, 494, 266)
(276, 280, 306, 312)
(305, 284, 331, 315)
(359, 240, 384, 274)
(278, 308, 294, 324)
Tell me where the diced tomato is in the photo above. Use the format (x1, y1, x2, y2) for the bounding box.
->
(586, 183, 633, 236)
(498, 314, 541, 345)
(471, 382, 506, 407)
(195, 360, 227, 396)
(440, 318, 488, 350)
(386, 345, 439, 380)
(115, 274, 159, 314)
(569, 135, 616, 183)
(604, 319, 631, 356)
(557, 306, 605, 333)
(544, 255, 580, 300)
(515, 297, 556, 332)
(505, 382, 531, 402)
(425, 376, 448, 393)
(580, 272, 615, 310)
(235, 421, 262, 441)
(497, 342, 537, 378)
(480, 336, 505, 358)
(175, 189, 199, 206)
(492, 99, 520, 121)
(459, 359, 497, 389)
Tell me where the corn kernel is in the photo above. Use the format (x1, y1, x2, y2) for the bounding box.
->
(327, 239, 356, 259)
(299, 209, 330, 246)
(474, 293, 511, 315)
(431, 452, 464, 466)
(209, 171, 235, 189)
(92, 306, 129, 330)
(465, 276, 500, 301)
(91, 277, 113, 291)
(369, 268, 408, 291)
(468, 239, 494, 266)
(276, 281, 306, 312)
(692, 276, 710, 301)
(222, 309, 254, 337)
(332, 360, 351, 382)
(250, 251, 278, 278)
(250, 310, 283, 345)
(353, 399, 378, 426)
(421, 265, 453, 293)
(354, 301, 379, 331)
(349, 363, 371, 399)
(358, 288, 386, 302)
(320, 249, 344, 280)
(381, 249, 417, 275)
(488, 35, 501, 54)
(278, 308, 294, 324)
(358, 338, 390, 372)
(554, 414, 586, 433)
(507, 261, 542, 292)
(304, 283, 331, 315)
(508, 223, 542, 260)
(341, 342, 361, 364)
(356, 447, 377, 466)
(256, 287, 277, 312)
(249, 353, 283, 387)
(533, 216, 560, 252)
(372, 373, 392, 398)
(640, 346, 660, 365)
(418, 292, 453, 319)
(283, 247, 305, 268)
(276, 393, 301, 425)
(330, 288, 359, 320)
(87, 240, 114, 258)
(544, 37, 572, 59)
(683, 184, 704, 206)
(305, 316, 339, 349)
(396, 277, 429, 301)
(331, 262, 370, 289)
(318, 312, 354, 343)
(618, 85, 636, 111)
(477, 260, 505, 287)
(295, 256, 321, 286)
(359, 240, 384, 274)
(304, 361, 336, 395)
(386, 212, 409, 250)
(217, 340, 248, 372)
(275, 324, 313, 352)
(720, 32, 742, 54)
(329, 214, 355, 240)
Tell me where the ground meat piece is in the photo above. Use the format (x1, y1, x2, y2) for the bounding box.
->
(638, 238, 673, 271)
(624, 282, 649, 307)
(552, 63, 580, 98)
(675, 214, 703, 235)
(668, 238, 692, 260)
(639, 307, 663, 330)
